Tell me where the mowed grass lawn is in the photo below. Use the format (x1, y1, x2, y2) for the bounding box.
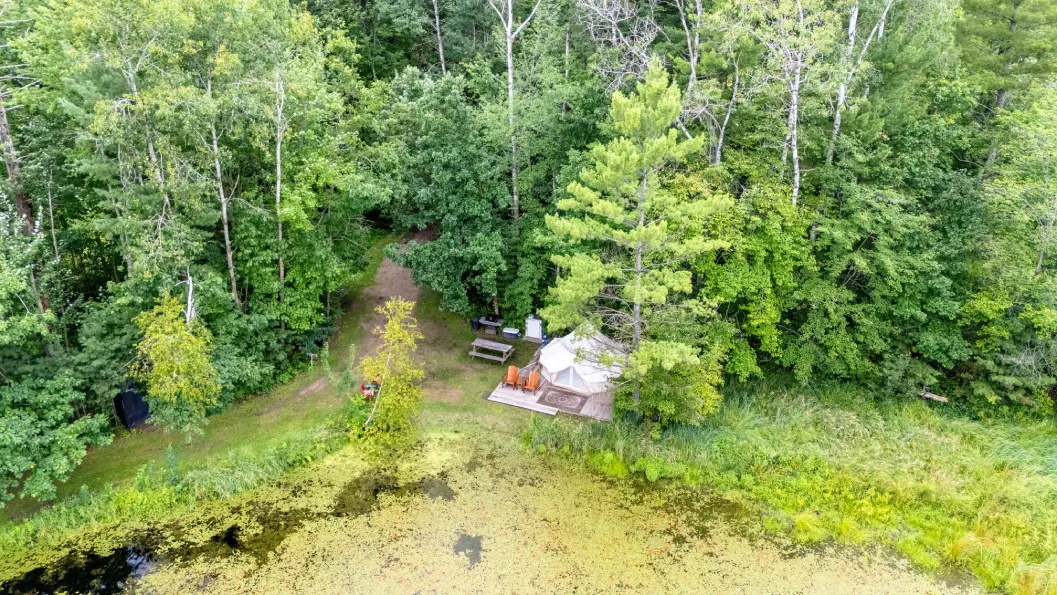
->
(2, 238, 390, 523)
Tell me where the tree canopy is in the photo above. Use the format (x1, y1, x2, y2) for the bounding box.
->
(1, 0, 1057, 503)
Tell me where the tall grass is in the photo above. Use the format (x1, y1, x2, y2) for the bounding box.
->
(526, 379, 1057, 593)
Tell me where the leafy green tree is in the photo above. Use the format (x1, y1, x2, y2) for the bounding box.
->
(0, 375, 110, 506)
(359, 298, 424, 449)
(383, 70, 509, 314)
(0, 207, 51, 350)
(543, 59, 730, 421)
(957, 0, 1057, 112)
(960, 85, 1057, 408)
(133, 293, 222, 439)
(957, 0, 1057, 173)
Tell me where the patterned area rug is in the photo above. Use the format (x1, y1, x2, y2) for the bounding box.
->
(537, 389, 587, 414)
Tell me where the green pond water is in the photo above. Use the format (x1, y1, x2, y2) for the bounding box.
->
(1, 429, 980, 594)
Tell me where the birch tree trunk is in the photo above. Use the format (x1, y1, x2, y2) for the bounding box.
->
(506, 34, 519, 221)
(184, 268, 196, 327)
(431, 0, 447, 74)
(487, 0, 541, 222)
(788, 53, 802, 205)
(0, 88, 48, 316)
(826, 0, 893, 165)
(211, 122, 240, 305)
(714, 60, 738, 164)
(46, 175, 58, 261)
(0, 91, 31, 235)
(204, 76, 240, 305)
(674, 0, 702, 91)
(274, 68, 287, 327)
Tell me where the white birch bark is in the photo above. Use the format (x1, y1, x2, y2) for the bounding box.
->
(714, 59, 739, 164)
(273, 67, 287, 325)
(787, 51, 802, 205)
(673, 0, 702, 91)
(46, 174, 58, 261)
(487, 0, 542, 222)
(431, 0, 447, 74)
(826, 0, 895, 165)
(204, 76, 240, 306)
(0, 91, 31, 235)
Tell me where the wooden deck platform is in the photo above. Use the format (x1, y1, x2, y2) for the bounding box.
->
(486, 378, 613, 422)
(487, 383, 559, 416)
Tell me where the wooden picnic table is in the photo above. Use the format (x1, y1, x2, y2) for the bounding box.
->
(469, 338, 514, 363)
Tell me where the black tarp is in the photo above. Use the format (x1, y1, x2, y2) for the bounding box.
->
(114, 386, 150, 429)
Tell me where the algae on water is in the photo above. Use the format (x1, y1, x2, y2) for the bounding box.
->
(19, 429, 971, 595)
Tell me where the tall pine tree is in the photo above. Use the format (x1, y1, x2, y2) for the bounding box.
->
(542, 59, 730, 419)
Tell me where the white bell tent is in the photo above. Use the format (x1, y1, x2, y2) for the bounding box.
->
(538, 331, 623, 394)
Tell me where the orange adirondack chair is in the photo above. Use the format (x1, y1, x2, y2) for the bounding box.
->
(520, 371, 541, 395)
(501, 365, 519, 389)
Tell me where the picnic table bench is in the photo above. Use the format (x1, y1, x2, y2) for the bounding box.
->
(469, 338, 514, 363)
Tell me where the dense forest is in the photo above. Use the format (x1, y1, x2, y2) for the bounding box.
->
(1, 0, 1056, 506)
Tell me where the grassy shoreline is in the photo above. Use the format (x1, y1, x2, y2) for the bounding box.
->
(526, 379, 1057, 593)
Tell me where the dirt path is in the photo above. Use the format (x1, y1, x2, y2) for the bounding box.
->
(353, 256, 422, 362)
(292, 252, 422, 403)
(348, 238, 465, 404)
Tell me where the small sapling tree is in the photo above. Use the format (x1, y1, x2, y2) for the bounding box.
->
(358, 298, 424, 450)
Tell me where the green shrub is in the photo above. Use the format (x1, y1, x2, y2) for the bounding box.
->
(586, 451, 628, 478)
(1008, 558, 1057, 595)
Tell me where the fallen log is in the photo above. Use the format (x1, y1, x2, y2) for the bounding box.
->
(920, 390, 948, 403)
